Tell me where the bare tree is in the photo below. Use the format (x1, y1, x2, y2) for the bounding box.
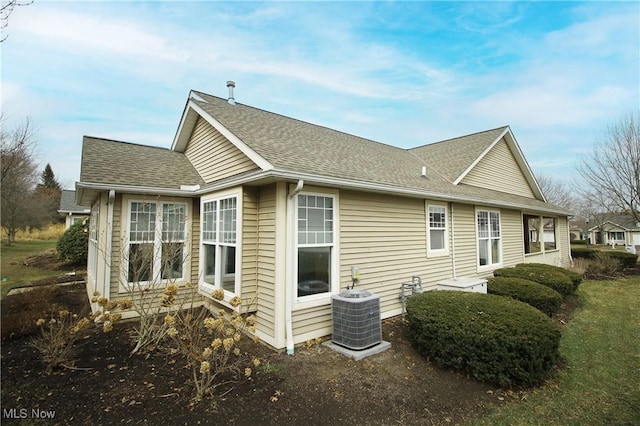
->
(577, 112, 640, 223)
(1, 0, 33, 42)
(536, 174, 575, 211)
(1, 116, 39, 243)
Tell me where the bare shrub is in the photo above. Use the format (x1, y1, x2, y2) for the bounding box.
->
(167, 290, 260, 403)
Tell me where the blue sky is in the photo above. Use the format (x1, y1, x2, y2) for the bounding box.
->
(1, 1, 638, 190)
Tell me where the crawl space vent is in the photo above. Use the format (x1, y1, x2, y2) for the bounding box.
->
(331, 289, 382, 350)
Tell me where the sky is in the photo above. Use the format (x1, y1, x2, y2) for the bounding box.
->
(1, 1, 638, 190)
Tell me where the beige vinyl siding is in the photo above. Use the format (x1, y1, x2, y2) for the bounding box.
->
(558, 216, 570, 266)
(256, 184, 277, 339)
(109, 193, 123, 296)
(292, 305, 332, 338)
(241, 187, 258, 309)
(339, 191, 452, 310)
(184, 117, 259, 183)
(461, 138, 536, 198)
(448, 203, 478, 278)
(190, 201, 200, 285)
(501, 208, 526, 267)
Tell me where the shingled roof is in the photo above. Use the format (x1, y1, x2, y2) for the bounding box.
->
(58, 190, 90, 214)
(77, 91, 569, 215)
(80, 136, 204, 189)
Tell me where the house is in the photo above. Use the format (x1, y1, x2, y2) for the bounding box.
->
(586, 214, 640, 248)
(76, 87, 572, 351)
(58, 189, 90, 229)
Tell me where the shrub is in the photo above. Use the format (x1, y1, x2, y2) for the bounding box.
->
(575, 253, 621, 279)
(600, 251, 638, 269)
(571, 247, 597, 260)
(56, 221, 88, 264)
(516, 263, 583, 291)
(31, 309, 91, 373)
(487, 276, 563, 316)
(493, 266, 574, 296)
(406, 291, 561, 387)
(571, 239, 587, 245)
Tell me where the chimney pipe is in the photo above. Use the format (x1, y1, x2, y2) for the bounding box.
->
(226, 81, 236, 105)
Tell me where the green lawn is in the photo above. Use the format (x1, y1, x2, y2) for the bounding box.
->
(472, 276, 640, 425)
(0, 240, 61, 298)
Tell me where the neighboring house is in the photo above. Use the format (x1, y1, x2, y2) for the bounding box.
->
(586, 214, 640, 248)
(76, 88, 572, 351)
(58, 189, 90, 229)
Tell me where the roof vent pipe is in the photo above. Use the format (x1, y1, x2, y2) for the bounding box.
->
(421, 166, 428, 178)
(226, 81, 236, 105)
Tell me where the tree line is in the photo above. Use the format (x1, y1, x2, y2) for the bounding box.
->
(1, 117, 63, 244)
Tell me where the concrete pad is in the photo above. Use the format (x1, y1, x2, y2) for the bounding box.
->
(322, 340, 391, 361)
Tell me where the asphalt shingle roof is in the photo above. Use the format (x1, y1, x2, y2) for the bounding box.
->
(191, 92, 568, 215)
(59, 190, 89, 213)
(80, 137, 204, 189)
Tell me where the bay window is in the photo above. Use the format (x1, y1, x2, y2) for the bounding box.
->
(201, 195, 238, 294)
(297, 193, 335, 298)
(477, 209, 501, 268)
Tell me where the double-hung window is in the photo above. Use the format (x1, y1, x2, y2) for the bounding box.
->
(296, 193, 335, 298)
(427, 204, 448, 255)
(127, 201, 187, 284)
(201, 196, 238, 294)
(477, 209, 501, 268)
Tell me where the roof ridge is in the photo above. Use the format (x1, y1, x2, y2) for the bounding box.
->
(83, 135, 173, 152)
(192, 90, 409, 153)
(409, 125, 509, 151)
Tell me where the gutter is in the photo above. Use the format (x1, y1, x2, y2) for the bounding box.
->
(285, 180, 304, 355)
(78, 169, 571, 217)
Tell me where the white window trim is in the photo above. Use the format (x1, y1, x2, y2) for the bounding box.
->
(120, 197, 190, 293)
(292, 189, 339, 311)
(426, 202, 449, 257)
(198, 188, 242, 301)
(475, 207, 502, 272)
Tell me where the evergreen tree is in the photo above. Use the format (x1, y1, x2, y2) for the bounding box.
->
(37, 163, 62, 192)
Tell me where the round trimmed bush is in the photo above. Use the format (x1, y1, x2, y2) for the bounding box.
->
(57, 220, 89, 264)
(487, 276, 562, 316)
(515, 263, 583, 291)
(571, 247, 597, 260)
(493, 266, 574, 296)
(406, 291, 561, 387)
(600, 251, 638, 269)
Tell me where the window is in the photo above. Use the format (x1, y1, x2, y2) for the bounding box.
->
(88, 203, 99, 284)
(126, 201, 187, 284)
(523, 215, 541, 254)
(297, 194, 334, 298)
(543, 217, 556, 250)
(201, 196, 238, 293)
(609, 231, 625, 242)
(477, 209, 501, 268)
(427, 204, 448, 254)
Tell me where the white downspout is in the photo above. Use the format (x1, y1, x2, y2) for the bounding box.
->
(450, 202, 457, 278)
(285, 180, 304, 355)
(104, 190, 115, 301)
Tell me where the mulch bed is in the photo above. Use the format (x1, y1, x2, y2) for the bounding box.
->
(1, 283, 512, 425)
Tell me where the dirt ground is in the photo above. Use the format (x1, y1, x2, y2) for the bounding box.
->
(1, 254, 575, 425)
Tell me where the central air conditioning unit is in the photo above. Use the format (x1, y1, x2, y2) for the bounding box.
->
(331, 289, 382, 351)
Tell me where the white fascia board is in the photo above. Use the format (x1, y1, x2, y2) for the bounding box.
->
(188, 101, 274, 171)
(453, 127, 509, 185)
(452, 127, 546, 202)
(77, 182, 201, 198)
(171, 98, 273, 171)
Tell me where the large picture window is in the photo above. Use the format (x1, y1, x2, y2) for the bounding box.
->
(477, 209, 501, 268)
(126, 201, 187, 284)
(427, 204, 448, 255)
(297, 194, 334, 298)
(201, 196, 238, 294)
